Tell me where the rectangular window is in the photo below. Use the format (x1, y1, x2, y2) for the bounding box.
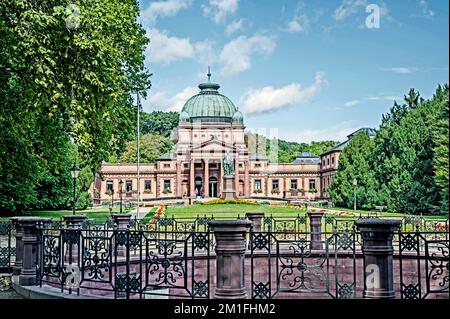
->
(126, 180, 133, 192)
(163, 163, 170, 168)
(272, 179, 279, 189)
(144, 180, 151, 190)
(290, 179, 298, 190)
(255, 163, 261, 168)
(309, 179, 316, 190)
(106, 180, 113, 192)
(254, 179, 262, 190)
(327, 158, 330, 165)
(195, 163, 203, 169)
(164, 180, 171, 190)
(331, 156, 335, 165)
(183, 163, 189, 168)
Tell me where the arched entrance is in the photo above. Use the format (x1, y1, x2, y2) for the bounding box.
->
(194, 176, 203, 197)
(209, 176, 218, 198)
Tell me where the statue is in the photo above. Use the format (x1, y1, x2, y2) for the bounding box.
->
(223, 151, 235, 176)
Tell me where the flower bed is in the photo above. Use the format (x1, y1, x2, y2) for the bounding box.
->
(201, 199, 258, 205)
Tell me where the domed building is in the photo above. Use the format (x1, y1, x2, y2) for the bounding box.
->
(91, 72, 373, 203)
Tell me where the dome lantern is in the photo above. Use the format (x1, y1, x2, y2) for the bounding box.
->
(179, 68, 240, 124)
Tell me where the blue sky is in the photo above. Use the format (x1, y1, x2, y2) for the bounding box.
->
(138, 0, 449, 143)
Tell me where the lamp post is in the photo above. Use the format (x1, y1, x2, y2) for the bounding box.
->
(70, 163, 80, 215)
(119, 179, 124, 214)
(352, 179, 358, 211)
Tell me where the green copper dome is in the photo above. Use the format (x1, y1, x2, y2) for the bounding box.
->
(180, 71, 240, 123)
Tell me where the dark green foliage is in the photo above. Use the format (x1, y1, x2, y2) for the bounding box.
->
(330, 85, 449, 214)
(0, 0, 149, 214)
(141, 111, 179, 137)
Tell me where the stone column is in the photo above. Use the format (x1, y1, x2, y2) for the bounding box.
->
(10, 217, 23, 275)
(307, 211, 324, 250)
(356, 219, 401, 299)
(190, 158, 195, 197)
(204, 159, 209, 198)
(234, 158, 239, 197)
(245, 212, 264, 233)
(63, 215, 87, 263)
(16, 217, 47, 286)
(244, 160, 250, 197)
(112, 214, 132, 257)
(176, 161, 182, 197)
(208, 220, 252, 299)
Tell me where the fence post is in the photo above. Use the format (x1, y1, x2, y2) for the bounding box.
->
(208, 219, 252, 299)
(16, 217, 49, 286)
(10, 217, 23, 275)
(355, 218, 401, 299)
(112, 214, 132, 257)
(245, 212, 264, 232)
(63, 215, 87, 263)
(307, 210, 324, 249)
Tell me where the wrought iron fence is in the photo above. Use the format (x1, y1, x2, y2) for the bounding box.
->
(37, 227, 212, 299)
(0, 220, 15, 272)
(250, 230, 358, 299)
(398, 231, 449, 299)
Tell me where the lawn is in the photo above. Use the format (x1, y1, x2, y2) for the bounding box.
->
(151, 203, 305, 219)
(12, 207, 133, 220)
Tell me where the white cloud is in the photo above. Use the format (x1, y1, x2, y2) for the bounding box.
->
(141, 0, 192, 25)
(146, 28, 194, 65)
(240, 72, 327, 115)
(419, 0, 435, 17)
(280, 122, 360, 143)
(146, 29, 216, 66)
(225, 19, 244, 36)
(284, 14, 310, 33)
(202, 0, 239, 24)
(380, 67, 414, 74)
(219, 35, 276, 77)
(344, 100, 361, 107)
(145, 86, 199, 112)
(365, 95, 402, 102)
(333, 0, 367, 21)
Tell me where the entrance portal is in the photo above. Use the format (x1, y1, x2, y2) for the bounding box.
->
(209, 176, 218, 198)
(194, 176, 203, 197)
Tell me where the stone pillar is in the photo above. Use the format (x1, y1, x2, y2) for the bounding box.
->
(208, 220, 252, 299)
(245, 212, 264, 233)
(244, 160, 250, 197)
(10, 217, 23, 275)
(204, 159, 209, 198)
(234, 158, 239, 197)
(16, 217, 47, 286)
(112, 214, 132, 257)
(176, 161, 182, 197)
(190, 158, 195, 197)
(307, 211, 324, 250)
(355, 218, 401, 299)
(63, 215, 87, 263)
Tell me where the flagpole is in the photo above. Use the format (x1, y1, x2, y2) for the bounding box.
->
(137, 92, 141, 217)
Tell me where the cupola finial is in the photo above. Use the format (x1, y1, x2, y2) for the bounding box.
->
(207, 66, 211, 83)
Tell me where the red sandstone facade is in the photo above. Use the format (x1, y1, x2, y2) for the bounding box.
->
(89, 76, 375, 204)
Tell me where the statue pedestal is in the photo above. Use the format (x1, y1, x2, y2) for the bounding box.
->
(221, 175, 237, 200)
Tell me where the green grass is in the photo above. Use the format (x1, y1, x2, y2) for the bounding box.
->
(14, 208, 133, 220)
(151, 204, 305, 219)
(326, 206, 448, 220)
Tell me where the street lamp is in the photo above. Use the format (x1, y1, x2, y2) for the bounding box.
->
(352, 179, 358, 211)
(70, 163, 80, 215)
(119, 179, 124, 214)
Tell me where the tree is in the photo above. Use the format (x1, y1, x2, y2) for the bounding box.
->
(141, 111, 179, 137)
(111, 134, 175, 163)
(328, 132, 379, 210)
(0, 0, 149, 214)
